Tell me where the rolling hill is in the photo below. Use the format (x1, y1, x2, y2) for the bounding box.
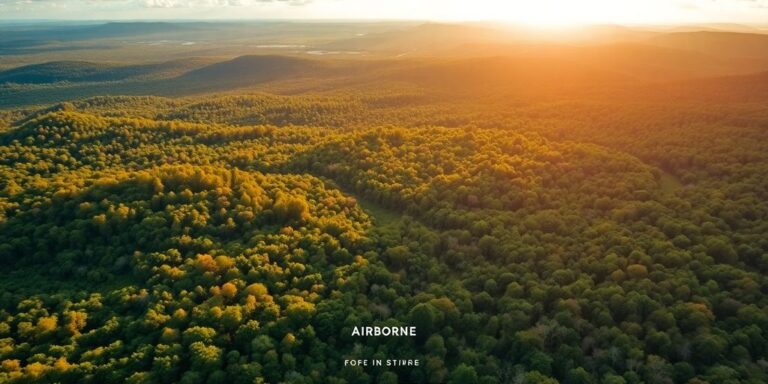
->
(177, 55, 329, 86)
(650, 70, 768, 102)
(0, 58, 214, 85)
(648, 31, 768, 60)
(516, 43, 768, 80)
(374, 55, 632, 94)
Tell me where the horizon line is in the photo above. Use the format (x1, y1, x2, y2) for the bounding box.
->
(1, 18, 768, 28)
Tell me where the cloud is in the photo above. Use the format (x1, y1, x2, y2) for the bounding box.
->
(703, 0, 768, 7)
(141, 0, 309, 7)
(0, 0, 309, 7)
(678, 1, 701, 9)
(744, 0, 768, 8)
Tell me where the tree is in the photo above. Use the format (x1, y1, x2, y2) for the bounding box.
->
(449, 364, 478, 384)
(189, 342, 222, 371)
(626, 264, 648, 280)
(274, 194, 310, 223)
(410, 303, 441, 336)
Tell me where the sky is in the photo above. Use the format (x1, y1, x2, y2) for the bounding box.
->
(2, 0, 768, 25)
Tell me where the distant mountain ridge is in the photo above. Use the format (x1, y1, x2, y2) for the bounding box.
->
(1, 50, 767, 108)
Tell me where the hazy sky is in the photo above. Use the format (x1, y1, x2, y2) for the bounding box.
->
(2, 0, 768, 25)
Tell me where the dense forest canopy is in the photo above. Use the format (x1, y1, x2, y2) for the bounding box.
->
(1, 20, 768, 384)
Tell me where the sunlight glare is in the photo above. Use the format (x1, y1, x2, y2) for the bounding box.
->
(452, 0, 680, 26)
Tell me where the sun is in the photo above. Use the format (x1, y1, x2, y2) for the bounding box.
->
(455, 0, 680, 27)
(500, 0, 601, 27)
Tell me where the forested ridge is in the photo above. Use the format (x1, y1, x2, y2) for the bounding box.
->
(1, 82, 767, 384)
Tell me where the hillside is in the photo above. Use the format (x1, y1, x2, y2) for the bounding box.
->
(4, 47, 767, 109)
(178, 55, 329, 87)
(650, 70, 768, 102)
(376, 55, 632, 94)
(0, 54, 634, 107)
(0, 58, 212, 85)
(504, 43, 768, 80)
(649, 31, 768, 60)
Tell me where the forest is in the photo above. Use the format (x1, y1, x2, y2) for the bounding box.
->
(0, 20, 768, 384)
